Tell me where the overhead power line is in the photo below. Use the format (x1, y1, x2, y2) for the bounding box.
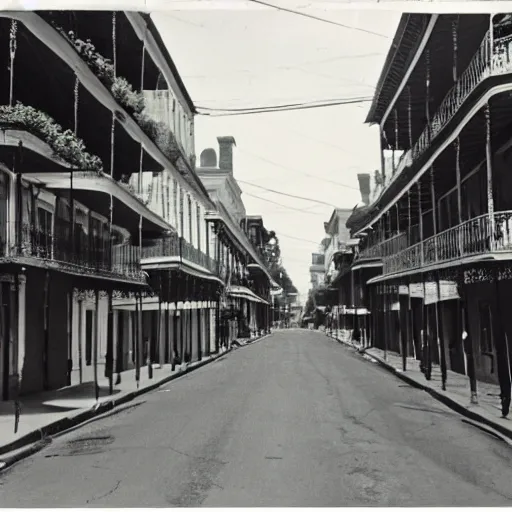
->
(239, 148, 360, 191)
(247, 0, 389, 39)
(238, 180, 338, 209)
(243, 191, 326, 215)
(277, 232, 321, 245)
(197, 96, 371, 113)
(196, 97, 372, 116)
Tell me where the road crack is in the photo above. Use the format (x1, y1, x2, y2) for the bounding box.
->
(86, 480, 121, 504)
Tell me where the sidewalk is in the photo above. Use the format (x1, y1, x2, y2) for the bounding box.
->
(326, 331, 512, 442)
(0, 335, 270, 465)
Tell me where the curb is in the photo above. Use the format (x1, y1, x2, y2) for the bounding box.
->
(0, 348, 233, 466)
(361, 349, 512, 443)
(326, 333, 362, 351)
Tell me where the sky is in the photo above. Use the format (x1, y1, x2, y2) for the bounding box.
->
(153, 4, 401, 301)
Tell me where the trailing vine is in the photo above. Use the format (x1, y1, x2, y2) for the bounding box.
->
(0, 102, 103, 173)
(63, 30, 145, 116)
(44, 24, 191, 177)
(55, 28, 184, 165)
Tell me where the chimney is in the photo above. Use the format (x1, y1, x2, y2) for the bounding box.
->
(217, 136, 236, 171)
(357, 173, 371, 205)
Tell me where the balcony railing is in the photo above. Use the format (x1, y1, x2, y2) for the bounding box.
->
(141, 232, 217, 274)
(383, 210, 512, 275)
(180, 238, 217, 274)
(4, 222, 144, 282)
(384, 32, 512, 192)
(359, 232, 409, 260)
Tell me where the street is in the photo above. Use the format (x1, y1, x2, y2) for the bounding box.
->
(1, 330, 512, 507)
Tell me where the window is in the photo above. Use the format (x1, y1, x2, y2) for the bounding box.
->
(179, 188, 184, 236)
(74, 208, 89, 258)
(188, 196, 193, 243)
(173, 179, 178, 228)
(250, 226, 258, 245)
(479, 302, 493, 354)
(196, 204, 201, 251)
(37, 207, 53, 258)
(166, 175, 171, 223)
(54, 199, 70, 260)
(90, 216, 107, 266)
(206, 221, 210, 257)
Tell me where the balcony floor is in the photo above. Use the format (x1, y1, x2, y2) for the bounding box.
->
(0, 255, 147, 291)
(367, 251, 512, 285)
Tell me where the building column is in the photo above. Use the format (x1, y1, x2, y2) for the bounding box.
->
(197, 304, 202, 361)
(16, 274, 26, 393)
(485, 103, 495, 249)
(94, 290, 100, 401)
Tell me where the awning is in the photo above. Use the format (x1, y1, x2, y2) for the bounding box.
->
(226, 285, 269, 305)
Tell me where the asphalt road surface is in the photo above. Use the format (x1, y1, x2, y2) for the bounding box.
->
(1, 329, 512, 507)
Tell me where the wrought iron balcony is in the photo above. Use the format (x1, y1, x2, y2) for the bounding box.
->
(180, 238, 217, 274)
(358, 232, 408, 261)
(141, 232, 217, 275)
(383, 211, 512, 276)
(387, 32, 512, 188)
(4, 222, 144, 282)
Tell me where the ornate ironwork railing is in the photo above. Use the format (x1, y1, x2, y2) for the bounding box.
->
(359, 232, 409, 261)
(383, 32, 512, 191)
(5, 222, 144, 281)
(413, 32, 493, 160)
(141, 232, 217, 274)
(383, 210, 512, 275)
(180, 237, 217, 273)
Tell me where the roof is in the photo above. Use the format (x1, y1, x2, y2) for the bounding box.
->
(365, 13, 432, 126)
(142, 13, 196, 114)
(346, 205, 373, 234)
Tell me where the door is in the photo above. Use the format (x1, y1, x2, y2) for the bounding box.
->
(37, 207, 53, 259)
(443, 300, 465, 375)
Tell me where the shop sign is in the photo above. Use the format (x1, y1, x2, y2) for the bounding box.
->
(439, 281, 460, 301)
(409, 283, 424, 298)
(424, 282, 439, 305)
(398, 285, 409, 295)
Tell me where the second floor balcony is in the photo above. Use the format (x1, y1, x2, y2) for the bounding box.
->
(358, 232, 409, 261)
(4, 221, 144, 283)
(383, 210, 512, 276)
(141, 232, 217, 275)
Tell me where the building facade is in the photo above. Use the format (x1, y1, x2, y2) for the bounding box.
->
(344, 13, 512, 416)
(0, 10, 276, 401)
(197, 138, 277, 346)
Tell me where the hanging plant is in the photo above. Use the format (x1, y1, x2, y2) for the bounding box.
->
(51, 25, 185, 168)
(134, 112, 182, 164)
(0, 102, 103, 173)
(111, 77, 145, 115)
(55, 28, 145, 116)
